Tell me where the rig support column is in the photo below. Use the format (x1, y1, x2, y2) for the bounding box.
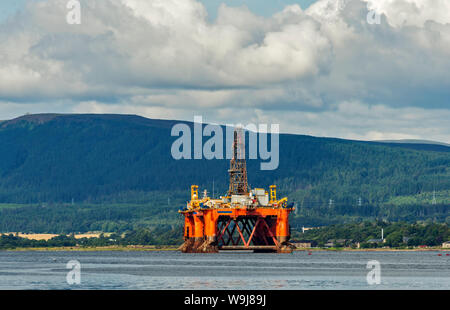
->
(180, 214, 195, 253)
(201, 210, 219, 253)
(192, 212, 204, 252)
(276, 209, 293, 253)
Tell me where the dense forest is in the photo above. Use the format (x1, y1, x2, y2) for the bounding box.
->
(0, 113, 448, 233)
(293, 222, 449, 248)
(1, 222, 447, 249)
(0, 200, 448, 234)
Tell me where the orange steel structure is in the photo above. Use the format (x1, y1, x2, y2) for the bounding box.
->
(179, 128, 295, 253)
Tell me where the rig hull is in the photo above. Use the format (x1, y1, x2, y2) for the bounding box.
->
(180, 207, 294, 253)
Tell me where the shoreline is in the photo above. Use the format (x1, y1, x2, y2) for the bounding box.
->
(3, 246, 449, 252)
(4, 245, 180, 252)
(294, 247, 449, 252)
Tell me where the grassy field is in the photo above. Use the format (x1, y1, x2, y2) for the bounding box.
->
(387, 190, 450, 205)
(0, 203, 32, 210)
(0, 232, 113, 240)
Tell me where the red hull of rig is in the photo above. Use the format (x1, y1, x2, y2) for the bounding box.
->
(179, 128, 295, 253)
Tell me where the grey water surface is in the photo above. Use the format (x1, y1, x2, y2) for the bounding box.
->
(0, 250, 448, 289)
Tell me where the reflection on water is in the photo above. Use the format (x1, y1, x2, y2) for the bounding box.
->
(0, 250, 448, 290)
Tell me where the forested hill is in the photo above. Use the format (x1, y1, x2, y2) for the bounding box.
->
(0, 113, 448, 209)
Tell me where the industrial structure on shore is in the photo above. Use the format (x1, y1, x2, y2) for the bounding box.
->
(179, 128, 295, 253)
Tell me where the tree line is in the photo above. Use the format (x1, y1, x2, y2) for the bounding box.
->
(293, 221, 449, 248)
(0, 226, 183, 250)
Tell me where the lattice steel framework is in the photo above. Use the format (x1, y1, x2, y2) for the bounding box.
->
(228, 127, 249, 195)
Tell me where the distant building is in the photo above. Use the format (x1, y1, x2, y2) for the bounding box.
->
(324, 239, 354, 247)
(325, 240, 335, 247)
(291, 240, 313, 248)
(335, 239, 347, 244)
(301, 227, 316, 232)
(367, 239, 384, 243)
(292, 242, 312, 248)
(442, 241, 450, 248)
(367, 229, 385, 244)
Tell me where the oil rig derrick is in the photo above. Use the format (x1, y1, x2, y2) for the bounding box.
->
(179, 127, 295, 253)
(228, 127, 248, 196)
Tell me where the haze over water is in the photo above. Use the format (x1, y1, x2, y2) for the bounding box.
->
(0, 251, 448, 290)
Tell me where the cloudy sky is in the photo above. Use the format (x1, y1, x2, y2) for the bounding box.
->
(0, 0, 449, 143)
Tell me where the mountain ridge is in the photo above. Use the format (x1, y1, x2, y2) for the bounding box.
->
(0, 113, 448, 231)
(374, 139, 450, 146)
(0, 113, 448, 204)
(4, 113, 450, 150)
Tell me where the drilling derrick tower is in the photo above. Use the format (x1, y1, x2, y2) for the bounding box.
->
(228, 127, 249, 196)
(179, 127, 295, 253)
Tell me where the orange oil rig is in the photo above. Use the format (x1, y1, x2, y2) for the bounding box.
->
(179, 128, 295, 253)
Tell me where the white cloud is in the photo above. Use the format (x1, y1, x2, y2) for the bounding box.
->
(0, 0, 449, 143)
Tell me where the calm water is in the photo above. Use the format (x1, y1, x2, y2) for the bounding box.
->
(0, 250, 448, 290)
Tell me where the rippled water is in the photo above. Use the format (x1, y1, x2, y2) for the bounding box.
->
(0, 250, 448, 289)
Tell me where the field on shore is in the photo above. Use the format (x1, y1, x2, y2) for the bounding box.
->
(0, 232, 112, 240)
(6, 245, 179, 251)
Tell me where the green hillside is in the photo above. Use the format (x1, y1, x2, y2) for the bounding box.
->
(0, 113, 448, 233)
